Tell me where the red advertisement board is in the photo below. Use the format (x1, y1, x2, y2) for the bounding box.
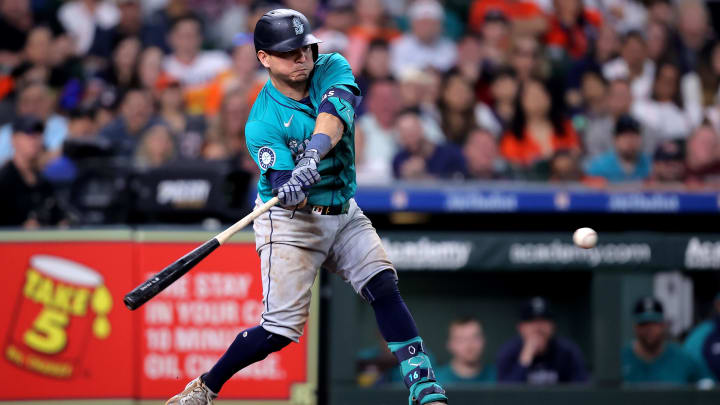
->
(136, 242, 311, 400)
(0, 241, 135, 400)
(0, 232, 317, 403)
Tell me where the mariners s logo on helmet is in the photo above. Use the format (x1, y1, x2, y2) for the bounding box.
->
(258, 146, 276, 170)
(292, 17, 304, 35)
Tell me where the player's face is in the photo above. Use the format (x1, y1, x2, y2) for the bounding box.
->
(447, 322, 484, 364)
(634, 322, 665, 352)
(260, 46, 314, 83)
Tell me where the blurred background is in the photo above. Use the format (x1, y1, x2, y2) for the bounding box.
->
(1, 0, 720, 404)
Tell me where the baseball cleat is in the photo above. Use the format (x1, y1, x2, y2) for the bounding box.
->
(165, 377, 217, 405)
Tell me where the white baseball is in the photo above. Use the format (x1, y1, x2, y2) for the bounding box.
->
(573, 227, 597, 249)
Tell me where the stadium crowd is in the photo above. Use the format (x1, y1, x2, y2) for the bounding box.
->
(3, 0, 720, 226)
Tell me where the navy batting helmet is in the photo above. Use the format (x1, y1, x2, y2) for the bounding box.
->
(254, 9, 321, 59)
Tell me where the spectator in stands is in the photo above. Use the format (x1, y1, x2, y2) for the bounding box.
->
(0, 0, 62, 70)
(134, 123, 176, 169)
(7, 26, 75, 93)
(163, 15, 231, 114)
(58, 0, 120, 55)
(0, 116, 66, 227)
(697, 42, 720, 109)
(497, 296, 588, 384)
(632, 61, 696, 151)
(314, 2, 353, 55)
(683, 293, 720, 381)
(355, 39, 392, 115)
(500, 78, 579, 174)
(510, 36, 547, 84)
(396, 68, 444, 142)
(467, 0, 546, 37)
(356, 80, 401, 183)
(607, 79, 633, 121)
(345, 0, 400, 74)
(565, 24, 620, 110)
(475, 11, 511, 71)
(646, 20, 672, 64)
(203, 88, 253, 173)
(673, 0, 714, 74)
(586, 114, 651, 183)
(622, 296, 711, 385)
(646, 140, 686, 186)
(603, 31, 655, 101)
(475, 68, 518, 138)
(436, 317, 496, 384)
(202, 32, 265, 117)
(549, 149, 605, 187)
(100, 35, 141, 90)
(463, 127, 508, 180)
(544, 0, 602, 62)
(603, 0, 648, 33)
(158, 80, 205, 160)
(575, 71, 613, 158)
(389, 0, 457, 78)
(646, 0, 673, 25)
(685, 124, 720, 187)
(99, 88, 159, 158)
(138, 46, 165, 98)
(439, 71, 478, 144)
(0, 82, 68, 166)
(43, 107, 99, 183)
(144, 0, 195, 53)
(211, 0, 253, 49)
(393, 108, 467, 180)
(107, 0, 166, 47)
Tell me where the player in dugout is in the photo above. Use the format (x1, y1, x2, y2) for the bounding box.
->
(496, 296, 588, 384)
(622, 296, 713, 386)
(166, 9, 448, 405)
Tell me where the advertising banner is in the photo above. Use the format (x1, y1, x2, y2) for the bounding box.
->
(136, 241, 315, 402)
(0, 231, 318, 404)
(380, 232, 720, 272)
(0, 239, 135, 400)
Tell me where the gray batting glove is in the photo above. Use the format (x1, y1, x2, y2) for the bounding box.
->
(292, 149, 321, 189)
(272, 177, 307, 207)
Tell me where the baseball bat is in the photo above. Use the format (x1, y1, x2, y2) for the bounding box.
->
(123, 196, 280, 311)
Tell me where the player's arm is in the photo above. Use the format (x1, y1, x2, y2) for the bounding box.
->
(295, 84, 360, 171)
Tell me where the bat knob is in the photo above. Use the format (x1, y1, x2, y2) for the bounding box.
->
(124, 294, 139, 311)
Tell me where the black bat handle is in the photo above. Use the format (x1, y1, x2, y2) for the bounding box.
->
(123, 238, 221, 310)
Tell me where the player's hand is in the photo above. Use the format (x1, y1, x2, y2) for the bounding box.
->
(292, 149, 321, 189)
(273, 177, 308, 207)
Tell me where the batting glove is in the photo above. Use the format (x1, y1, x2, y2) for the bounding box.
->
(272, 177, 307, 207)
(292, 149, 321, 189)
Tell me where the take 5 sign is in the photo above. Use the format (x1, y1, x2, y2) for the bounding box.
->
(0, 238, 135, 399)
(0, 231, 318, 404)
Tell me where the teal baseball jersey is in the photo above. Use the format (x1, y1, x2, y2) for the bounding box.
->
(245, 52, 360, 206)
(621, 342, 710, 385)
(435, 363, 497, 384)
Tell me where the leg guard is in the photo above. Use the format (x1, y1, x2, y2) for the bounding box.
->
(388, 337, 448, 405)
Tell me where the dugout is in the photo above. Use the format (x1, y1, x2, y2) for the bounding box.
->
(321, 226, 720, 405)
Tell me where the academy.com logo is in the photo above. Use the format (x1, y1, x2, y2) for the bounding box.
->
(509, 240, 652, 267)
(383, 237, 472, 270)
(684, 237, 720, 269)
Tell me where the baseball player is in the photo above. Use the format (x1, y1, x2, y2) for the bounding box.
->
(167, 9, 448, 405)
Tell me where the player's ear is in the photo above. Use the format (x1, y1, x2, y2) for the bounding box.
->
(257, 50, 271, 69)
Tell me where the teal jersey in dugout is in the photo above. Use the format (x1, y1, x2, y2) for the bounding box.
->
(246, 53, 360, 206)
(621, 342, 710, 385)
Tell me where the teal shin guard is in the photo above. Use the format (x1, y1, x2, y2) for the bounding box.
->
(388, 337, 448, 405)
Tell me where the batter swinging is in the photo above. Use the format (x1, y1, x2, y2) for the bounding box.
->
(167, 9, 448, 405)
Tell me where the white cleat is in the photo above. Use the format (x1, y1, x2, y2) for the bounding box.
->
(165, 377, 217, 405)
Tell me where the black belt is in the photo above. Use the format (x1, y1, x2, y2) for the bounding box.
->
(301, 201, 350, 215)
